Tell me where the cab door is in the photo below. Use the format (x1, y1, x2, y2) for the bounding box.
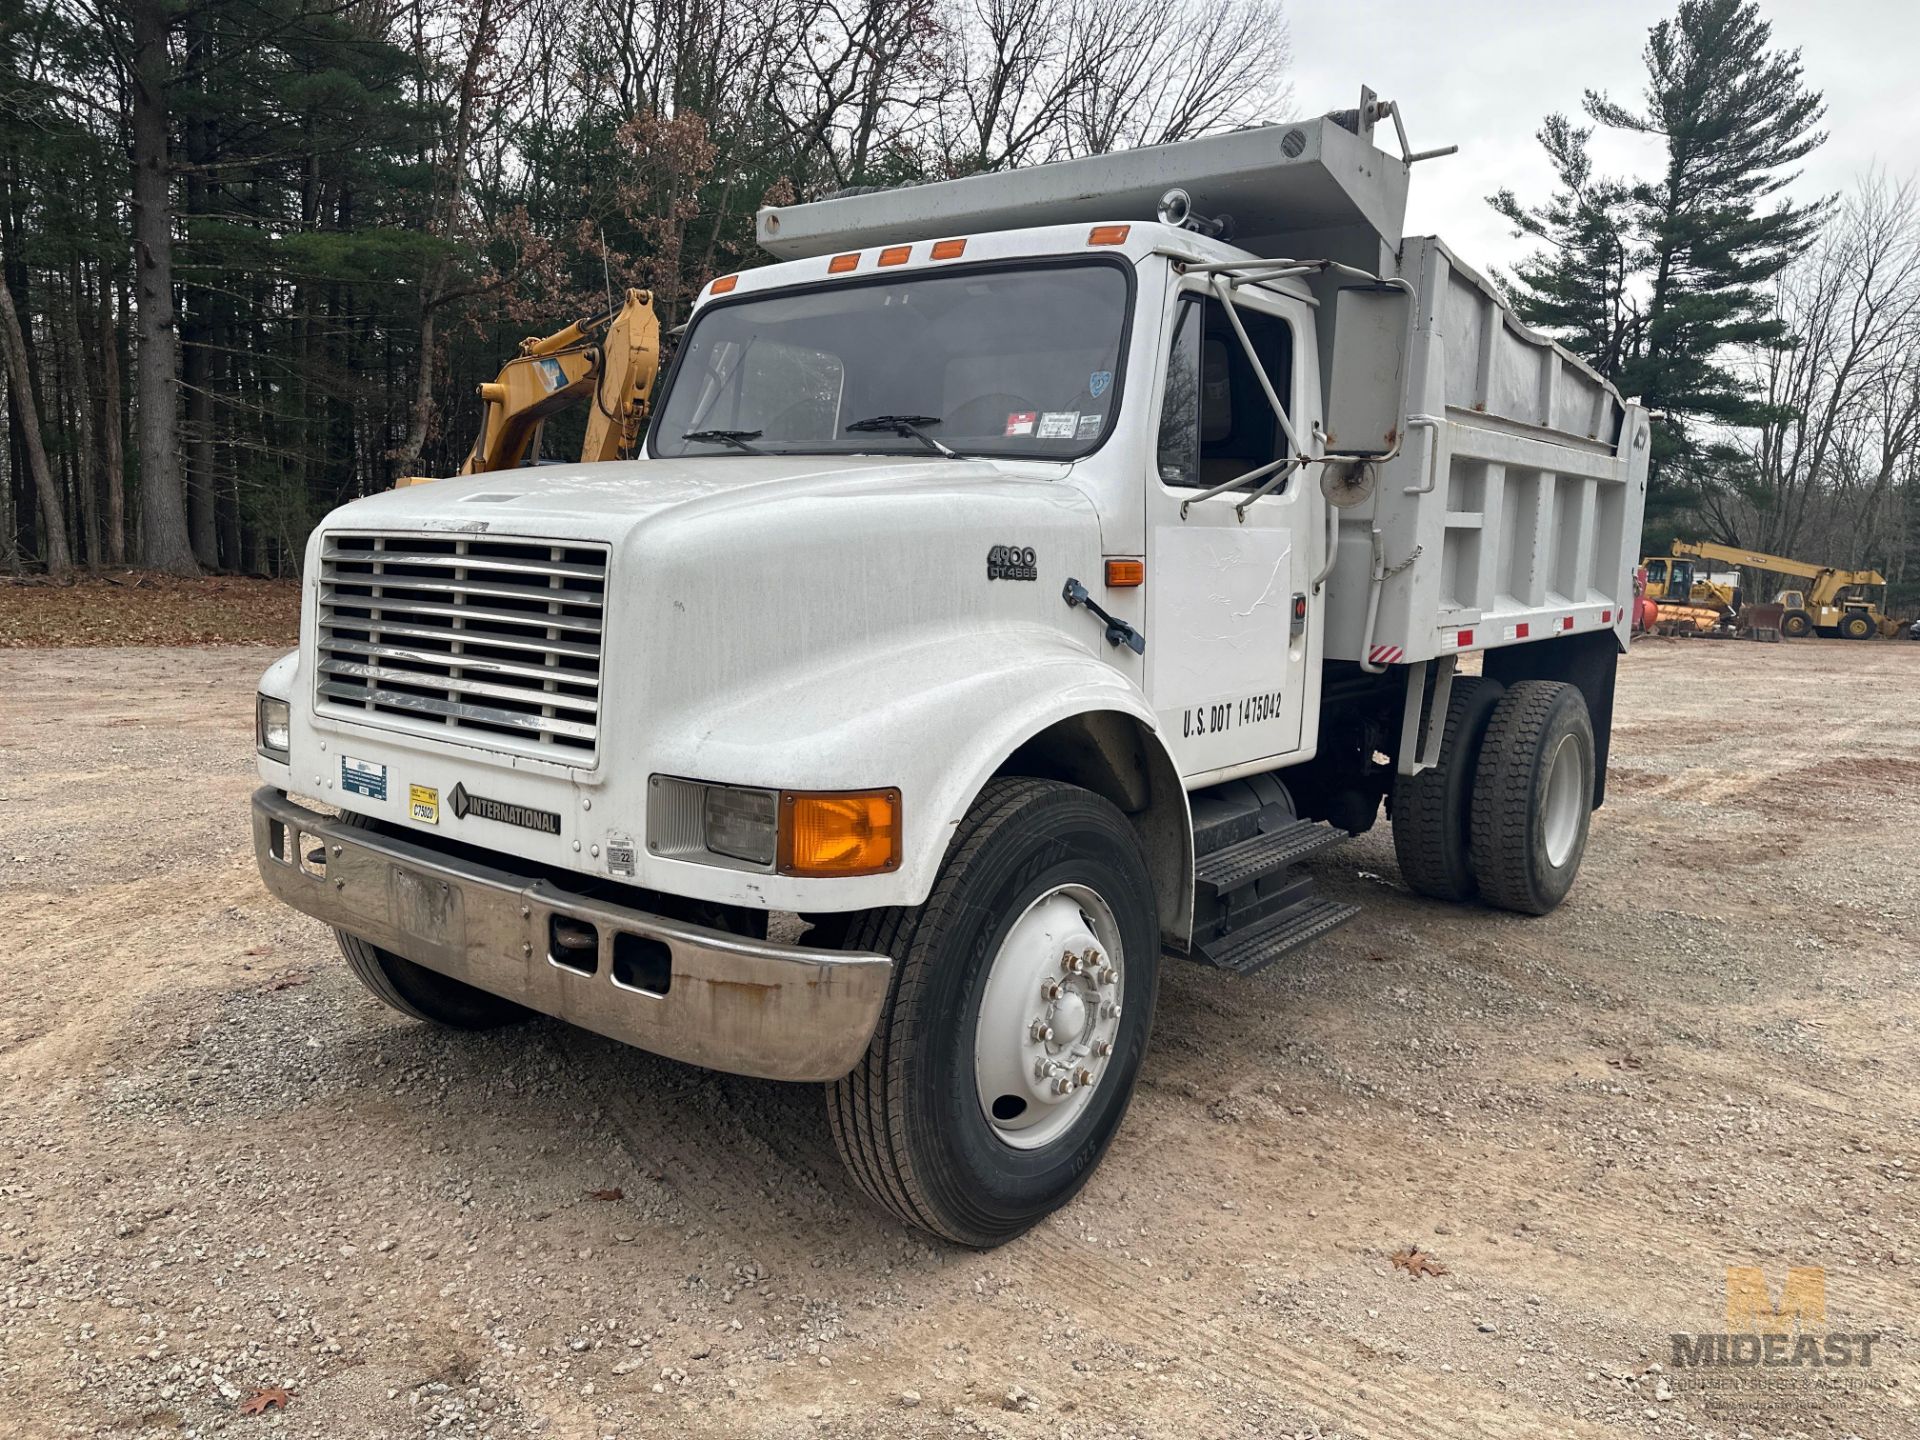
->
(1145, 283, 1317, 780)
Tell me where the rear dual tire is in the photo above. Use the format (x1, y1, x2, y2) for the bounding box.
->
(1468, 682, 1595, 916)
(1391, 677, 1505, 903)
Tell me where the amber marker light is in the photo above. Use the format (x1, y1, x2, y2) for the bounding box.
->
(709, 274, 738, 294)
(1087, 225, 1131, 246)
(828, 253, 861, 273)
(1105, 558, 1145, 588)
(878, 245, 912, 266)
(779, 789, 902, 877)
(930, 238, 968, 260)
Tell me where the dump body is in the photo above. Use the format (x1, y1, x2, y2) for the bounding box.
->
(1323, 237, 1646, 667)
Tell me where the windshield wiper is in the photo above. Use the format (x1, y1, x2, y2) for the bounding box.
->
(682, 428, 764, 454)
(844, 414, 957, 458)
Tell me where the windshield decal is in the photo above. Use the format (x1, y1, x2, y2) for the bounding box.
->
(1089, 369, 1113, 398)
(1037, 411, 1079, 440)
(1076, 413, 1104, 440)
(1004, 411, 1037, 436)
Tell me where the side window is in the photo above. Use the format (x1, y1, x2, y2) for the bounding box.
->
(1156, 295, 1293, 490)
(1156, 300, 1201, 485)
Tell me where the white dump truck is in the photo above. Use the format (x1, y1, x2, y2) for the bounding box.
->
(252, 94, 1648, 1246)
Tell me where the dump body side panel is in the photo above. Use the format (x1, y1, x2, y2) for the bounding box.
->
(1321, 237, 1649, 669)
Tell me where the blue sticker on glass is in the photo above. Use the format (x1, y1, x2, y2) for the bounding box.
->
(1089, 370, 1112, 398)
(341, 755, 387, 800)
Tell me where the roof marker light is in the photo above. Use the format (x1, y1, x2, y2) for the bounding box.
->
(709, 275, 738, 295)
(878, 245, 911, 266)
(930, 238, 967, 260)
(1088, 225, 1131, 246)
(829, 253, 860, 273)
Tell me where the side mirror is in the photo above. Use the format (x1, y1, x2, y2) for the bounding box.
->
(1325, 283, 1413, 458)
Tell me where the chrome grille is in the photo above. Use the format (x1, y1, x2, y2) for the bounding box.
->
(316, 533, 607, 761)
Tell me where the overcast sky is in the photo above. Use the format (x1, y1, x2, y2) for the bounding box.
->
(1284, 0, 1920, 275)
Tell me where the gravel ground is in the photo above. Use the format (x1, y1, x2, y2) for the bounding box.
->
(0, 638, 1914, 1440)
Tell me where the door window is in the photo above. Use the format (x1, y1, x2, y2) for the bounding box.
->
(1155, 295, 1294, 491)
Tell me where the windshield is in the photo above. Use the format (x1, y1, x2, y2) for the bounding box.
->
(650, 260, 1131, 460)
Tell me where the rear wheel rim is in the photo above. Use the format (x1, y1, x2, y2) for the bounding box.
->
(1542, 733, 1585, 869)
(973, 884, 1125, 1151)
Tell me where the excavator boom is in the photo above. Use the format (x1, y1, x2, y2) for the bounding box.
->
(397, 289, 661, 486)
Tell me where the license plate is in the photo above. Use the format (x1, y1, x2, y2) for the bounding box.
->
(389, 863, 461, 948)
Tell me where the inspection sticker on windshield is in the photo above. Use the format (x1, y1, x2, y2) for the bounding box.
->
(341, 755, 387, 801)
(1004, 411, 1037, 436)
(1076, 413, 1104, 439)
(1037, 411, 1079, 440)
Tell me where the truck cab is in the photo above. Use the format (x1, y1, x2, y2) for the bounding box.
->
(252, 100, 1648, 1246)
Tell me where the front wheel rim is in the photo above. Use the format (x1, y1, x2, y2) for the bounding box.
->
(973, 884, 1125, 1151)
(1542, 733, 1585, 868)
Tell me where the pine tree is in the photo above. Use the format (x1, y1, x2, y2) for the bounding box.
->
(1488, 115, 1641, 385)
(1588, 0, 1826, 522)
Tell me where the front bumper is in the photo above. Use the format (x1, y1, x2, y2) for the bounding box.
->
(251, 789, 892, 1081)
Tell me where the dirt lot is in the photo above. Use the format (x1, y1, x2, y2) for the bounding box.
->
(1, 637, 1915, 1440)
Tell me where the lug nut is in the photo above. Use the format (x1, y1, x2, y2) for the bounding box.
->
(1029, 1021, 1054, 1043)
(1040, 979, 1062, 1000)
(1103, 1002, 1122, 1020)
(1098, 965, 1118, 986)
(1075, 1068, 1094, 1088)
(1051, 1076, 1074, 1096)
(1094, 1039, 1113, 1057)
(1062, 952, 1082, 973)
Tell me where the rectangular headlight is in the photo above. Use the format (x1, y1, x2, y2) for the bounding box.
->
(256, 694, 291, 761)
(703, 785, 777, 866)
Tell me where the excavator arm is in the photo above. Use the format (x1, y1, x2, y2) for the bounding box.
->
(398, 289, 661, 486)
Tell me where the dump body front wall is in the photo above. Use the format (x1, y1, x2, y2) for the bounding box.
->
(1321, 236, 1649, 666)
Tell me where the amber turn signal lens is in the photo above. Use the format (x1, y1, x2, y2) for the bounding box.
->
(828, 252, 860, 273)
(1087, 224, 1131, 246)
(1104, 558, 1144, 588)
(878, 245, 911, 266)
(779, 789, 902, 876)
(930, 238, 967, 259)
(709, 274, 738, 294)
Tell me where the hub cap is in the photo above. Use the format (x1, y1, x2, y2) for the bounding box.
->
(973, 884, 1125, 1150)
(1542, 732, 1584, 868)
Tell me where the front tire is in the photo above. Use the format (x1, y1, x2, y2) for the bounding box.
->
(826, 778, 1160, 1247)
(1469, 682, 1595, 916)
(1781, 611, 1813, 638)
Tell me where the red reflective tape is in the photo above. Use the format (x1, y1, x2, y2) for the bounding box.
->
(1516, 621, 1530, 639)
(1562, 615, 1574, 631)
(1457, 629, 1474, 647)
(1602, 609, 1612, 623)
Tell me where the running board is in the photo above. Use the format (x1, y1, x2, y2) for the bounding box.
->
(1191, 896, 1362, 975)
(1195, 819, 1352, 898)
(1187, 815, 1359, 975)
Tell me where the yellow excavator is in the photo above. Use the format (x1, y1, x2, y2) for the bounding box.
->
(1670, 540, 1896, 639)
(399, 288, 662, 486)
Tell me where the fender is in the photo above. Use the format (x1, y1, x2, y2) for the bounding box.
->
(647, 624, 1193, 938)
